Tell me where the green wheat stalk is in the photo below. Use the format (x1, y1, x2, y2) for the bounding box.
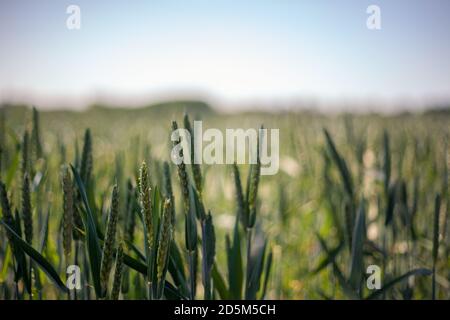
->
(62, 166, 73, 262)
(100, 184, 120, 297)
(110, 242, 124, 300)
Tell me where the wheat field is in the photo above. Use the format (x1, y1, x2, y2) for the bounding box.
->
(0, 103, 448, 300)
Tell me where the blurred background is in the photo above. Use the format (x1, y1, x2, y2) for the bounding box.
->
(1, 0, 449, 112)
(0, 1, 449, 300)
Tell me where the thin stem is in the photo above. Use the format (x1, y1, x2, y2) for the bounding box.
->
(188, 250, 196, 300)
(245, 228, 252, 299)
(73, 240, 79, 300)
(432, 266, 436, 300)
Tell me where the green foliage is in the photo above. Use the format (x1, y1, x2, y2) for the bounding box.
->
(0, 106, 448, 300)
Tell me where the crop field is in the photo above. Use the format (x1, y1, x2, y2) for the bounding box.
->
(0, 103, 448, 300)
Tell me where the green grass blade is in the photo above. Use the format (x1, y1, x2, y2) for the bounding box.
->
(323, 129, 354, 200)
(246, 238, 267, 299)
(123, 252, 147, 275)
(366, 268, 432, 300)
(39, 210, 50, 253)
(201, 212, 216, 299)
(259, 250, 273, 299)
(168, 242, 187, 293)
(349, 201, 366, 296)
(226, 215, 243, 299)
(432, 194, 441, 300)
(211, 263, 229, 299)
(332, 262, 359, 299)
(0, 220, 68, 293)
(382, 130, 391, 195)
(312, 234, 344, 275)
(70, 164, 102, 298)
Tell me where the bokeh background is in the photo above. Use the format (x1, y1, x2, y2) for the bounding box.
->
(0, 1, 449, 300)
(1, 0, 450, 112)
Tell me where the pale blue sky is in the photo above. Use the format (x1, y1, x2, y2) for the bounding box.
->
(1, 0, 449, 110)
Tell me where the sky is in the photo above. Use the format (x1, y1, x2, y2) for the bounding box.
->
(0, 0, 450, 111)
